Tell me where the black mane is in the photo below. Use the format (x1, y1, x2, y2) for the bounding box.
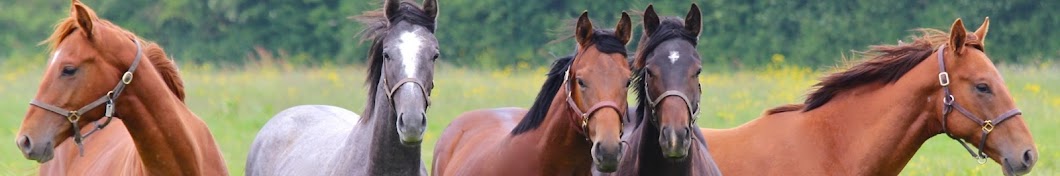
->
(511, 32, 629, 135)
(632, 19, 698, 123)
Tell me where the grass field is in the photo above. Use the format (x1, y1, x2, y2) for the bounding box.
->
(0, 58, 1056, 175)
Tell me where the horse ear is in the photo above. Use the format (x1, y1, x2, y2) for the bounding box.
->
(422, 0, 439, 22)
(642, 4, 660, 37)
(615, 12, 633, 45)
(948, 18, 966, 54)
(72, 2, 94, 39)
(974, 17, 989, 49)
(575, 11, 594, 48)
(384, 0, 401, 23)
(685, 3, 702, 39)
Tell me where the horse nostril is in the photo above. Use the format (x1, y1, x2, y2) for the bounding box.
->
(397, 113, 405, 126)
(420, 113, 426, 126)
(1023, 149, 1036, 165)
(17, 135, 31, 152)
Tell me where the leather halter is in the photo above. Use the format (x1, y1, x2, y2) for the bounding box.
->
(936, 44, 1022, 164)
(379, 57, 432, 110)
(562, 62, 626, 139)
(29, 39, 143, 156)
(642, 71, 700, 127)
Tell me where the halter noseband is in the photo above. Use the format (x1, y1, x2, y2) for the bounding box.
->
(379, 58, 432, 110)
(563, 62, 626, 139)
(29, 39, 143, 156)
(642, 71, 700, 128)
(936, 44, 1022, 164)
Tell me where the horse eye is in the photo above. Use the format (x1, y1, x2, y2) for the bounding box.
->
(975, 83, 991, 93)
(61, 66, 78, 76)
(577, 78, 588, 88)
(625, 79, 631, 87)
(432, 54, 439, 61)
(694, 69, 702, 77)
(382, 53, 391, 60)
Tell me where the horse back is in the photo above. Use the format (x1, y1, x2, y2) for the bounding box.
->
(246, 105, 361, 176)
(432, 107, 526, 176)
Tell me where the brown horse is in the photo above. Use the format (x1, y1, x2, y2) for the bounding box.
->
(598, 4, 722, 176)
(15, 1, 228, 175)
(432, 11, 633, 175)
(701, 18, 1037, 175)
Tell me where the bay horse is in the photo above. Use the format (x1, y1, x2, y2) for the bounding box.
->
(432, 11, 633, 175)
(597, 4, 722, 176)
(15, 0, 228, 175)
(701, 18, 1038, 175)
(245, 0, 439, 175)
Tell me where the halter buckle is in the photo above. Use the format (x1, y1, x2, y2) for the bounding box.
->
(581, 114, 589, 130)
(938, 72, 950, 86)
(977, 157, 988, 164)
(982, 120, 994, 133)
(121, 72, 134, 84)
(67, 111, 80, 123)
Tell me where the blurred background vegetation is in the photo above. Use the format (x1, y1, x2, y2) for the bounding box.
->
(1, 0, 1056, 69)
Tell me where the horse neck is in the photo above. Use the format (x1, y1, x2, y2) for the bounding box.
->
(804, 57, 945, 174)
(115, 66, 222, 174)
(351, 81, 421, 174)
(516, 83, 594, 174)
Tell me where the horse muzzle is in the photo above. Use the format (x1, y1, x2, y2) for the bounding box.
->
(17, 135, 55, 163)
(658, 126, 692, 159)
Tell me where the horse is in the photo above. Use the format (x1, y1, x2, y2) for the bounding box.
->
(700, 18, 1038, 175)
(431, 11, 633, 176)
(595, 4, 722, 176)
(244, 0, 439, 175)
(15, 0, 229, 175)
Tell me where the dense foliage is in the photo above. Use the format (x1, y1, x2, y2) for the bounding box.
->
(1, 0, 1056, 68)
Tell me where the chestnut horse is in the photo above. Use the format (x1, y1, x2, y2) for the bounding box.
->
(15, 0, 228, 175)
(597, 4, 722, 176)
(701, 18, 1038, 175)
(432, 11, 633, 175)
(245, 0, 439, 175)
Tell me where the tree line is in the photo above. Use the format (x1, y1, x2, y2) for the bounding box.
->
(1, 0, 1056, 68)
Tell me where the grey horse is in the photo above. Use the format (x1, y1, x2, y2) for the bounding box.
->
(245, 0, 439, 175)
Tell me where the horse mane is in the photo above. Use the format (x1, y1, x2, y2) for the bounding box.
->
(511, 32, 629, 135)
(632, 17, 698, 123)
(802, 29, 980, 111)
(352, 1, 436, 120)
(41, 5, 186, 102)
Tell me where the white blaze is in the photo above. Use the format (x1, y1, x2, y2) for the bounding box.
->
(668, 51, 680, 64)
(50, 49, 62, 66)
(397, 31, 423, 78)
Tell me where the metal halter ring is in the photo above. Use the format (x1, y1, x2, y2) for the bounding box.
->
(982, 120, 994, 133)
(66, 111, 81, 123)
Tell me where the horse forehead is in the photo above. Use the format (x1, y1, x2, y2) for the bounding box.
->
(49, 49, 63, 66)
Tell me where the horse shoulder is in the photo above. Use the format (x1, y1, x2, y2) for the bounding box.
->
(246, 105, 360, 175)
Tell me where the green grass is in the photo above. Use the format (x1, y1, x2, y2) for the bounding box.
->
(0, 60, 1056, 175)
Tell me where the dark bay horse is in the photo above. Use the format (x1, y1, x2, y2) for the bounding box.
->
(597, 4, 722, 176)
(432, 11, 633, 175)
(245, 0, 439, 175)
(16, 0, 228, 175)
(701, 18, 1038, 175)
